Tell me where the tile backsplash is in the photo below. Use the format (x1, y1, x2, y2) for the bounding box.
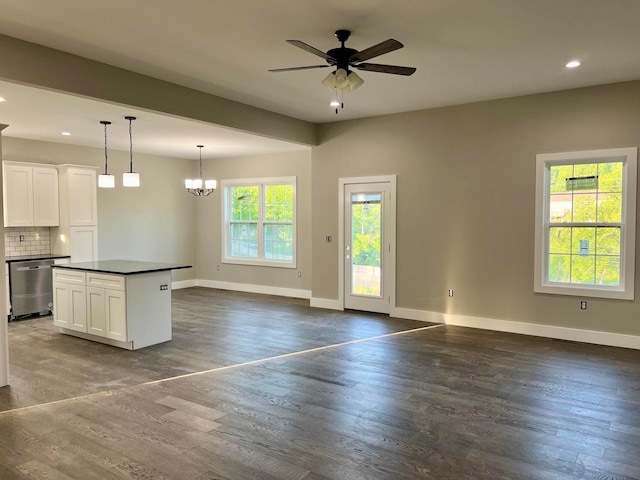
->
(4, 227, 52, 257)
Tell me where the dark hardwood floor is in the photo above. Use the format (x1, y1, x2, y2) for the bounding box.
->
(1, 287, 639, 479)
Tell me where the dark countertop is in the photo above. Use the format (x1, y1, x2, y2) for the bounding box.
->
(6, 254, 71, 264)
(53, 259, 192, 275)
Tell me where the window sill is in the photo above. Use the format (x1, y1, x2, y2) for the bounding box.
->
(534, 283, 633, 300)
(222, 258, 296, 269)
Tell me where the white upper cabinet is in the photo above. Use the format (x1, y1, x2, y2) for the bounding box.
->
(32, 166, 60, 225)
(51, 165, 99, 262)
(2, 162, 59, 227)
(65, 167, 98, 226)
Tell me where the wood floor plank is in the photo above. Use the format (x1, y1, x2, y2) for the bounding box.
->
(1, 287, 640, 479)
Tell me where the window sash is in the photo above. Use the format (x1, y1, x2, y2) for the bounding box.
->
(223, 177, 296, 268)
(534, 148, 637, 300)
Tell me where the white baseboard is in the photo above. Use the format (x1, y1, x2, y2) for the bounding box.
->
(169, 284, 640, 350)
(392, 307, 640, 350)
(196, 279, 311, 299)
(310, 297, 343, 310)
(172, 279, 197, 290)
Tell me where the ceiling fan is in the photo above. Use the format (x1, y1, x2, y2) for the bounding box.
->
(269, 30, 416, 112)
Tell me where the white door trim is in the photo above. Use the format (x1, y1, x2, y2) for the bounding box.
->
(338, 175, 396, 312)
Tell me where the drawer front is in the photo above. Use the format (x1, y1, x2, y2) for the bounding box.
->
(53, 269, 86, 285)
(87, 272, 125, 291)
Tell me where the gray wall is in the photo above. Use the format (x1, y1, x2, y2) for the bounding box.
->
(312, 80, 640, 336)
(0, 34, 316, 146)
(1, 137, 312, 290)
(195, 150, 312, 292)
(2, 137, 197, 282)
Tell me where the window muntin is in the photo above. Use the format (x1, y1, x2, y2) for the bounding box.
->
(223, 178, 296, 268)
(534, 148, 637, 300)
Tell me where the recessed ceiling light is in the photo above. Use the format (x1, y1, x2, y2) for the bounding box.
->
(0, 97, 6, 102)
(61, 131, 72, 136)
(566, 60, 581, 69)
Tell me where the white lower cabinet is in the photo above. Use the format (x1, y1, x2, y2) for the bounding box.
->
(52, 266, 173, 350)
(105, 289, 126, 341)
(54, 269, 127, 344)
(87, 286, 126, 341)
(87, 287, 106, 336)
(53, 270, 87, 332)
(53, 281, 87, 332)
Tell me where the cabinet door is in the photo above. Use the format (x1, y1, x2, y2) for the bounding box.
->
(32, 167, 59, 226)
(67, 168, 97, 226)
(69, 226, 98, 263)
(68, 284, 87, 332)
(87, 287, 106, 336)
(52, 282, 70, 328)
(2, 164, 33, 227)
(105, 289, 127, 342)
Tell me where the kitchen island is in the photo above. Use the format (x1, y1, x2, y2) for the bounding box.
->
(52, 260, 191, 350)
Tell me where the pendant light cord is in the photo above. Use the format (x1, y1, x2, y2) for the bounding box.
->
(198, 145, 204, 180)
(100, 120, 111, 175)
(125, 116, 136, 173)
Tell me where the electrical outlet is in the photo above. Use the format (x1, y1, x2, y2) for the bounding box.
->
(216, 265, 220, 271)
(580, 301, 587, 310)
(325, 236, 332, 243)
(297, 271, 302, 277)
(19, 234, 25, 242)
(448, 289, 454, 297)
(160, 284, 169, 291)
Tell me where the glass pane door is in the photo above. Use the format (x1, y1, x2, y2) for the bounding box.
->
(344, 181, 391, 314)
(350, 192, 382, 298)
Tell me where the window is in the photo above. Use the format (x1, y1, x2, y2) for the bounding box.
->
(534, 148, 637, 299)
(222, 177, 296, 268)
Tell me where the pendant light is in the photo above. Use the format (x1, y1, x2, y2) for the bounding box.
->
(98, 120, 115, 188)
(122, 116, 140, 187)
(185, 145, 216, 196)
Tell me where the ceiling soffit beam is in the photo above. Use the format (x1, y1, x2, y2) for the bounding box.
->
(0, 34, 317, 146)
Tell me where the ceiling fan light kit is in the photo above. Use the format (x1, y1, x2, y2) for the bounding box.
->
(321, 69, 364, 91)
(270, 29, 416, 113)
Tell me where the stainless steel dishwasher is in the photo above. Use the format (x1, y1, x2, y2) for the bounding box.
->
(9, 259, 54, 320)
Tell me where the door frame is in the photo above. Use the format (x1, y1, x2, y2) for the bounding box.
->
(338, 175, 396, 312)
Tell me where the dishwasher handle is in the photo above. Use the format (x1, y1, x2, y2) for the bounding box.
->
(16, 265, 52, 272)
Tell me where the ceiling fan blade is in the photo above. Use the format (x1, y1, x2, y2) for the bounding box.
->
(354, 63, 417, 76)
(269, 65, 331, 72)
(350, 39, 404, 63)
(286, 40, 336, 62)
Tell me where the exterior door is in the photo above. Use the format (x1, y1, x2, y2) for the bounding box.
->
(343, 180, 394, 313)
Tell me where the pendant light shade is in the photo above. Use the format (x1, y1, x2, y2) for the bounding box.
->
(185, 145, 216, 196)
(98, 120, 115, 188)
(99, 173, 116, 188)
(123, 116, 140, 187)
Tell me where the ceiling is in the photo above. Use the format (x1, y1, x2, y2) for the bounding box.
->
(1, 0, 640, 159)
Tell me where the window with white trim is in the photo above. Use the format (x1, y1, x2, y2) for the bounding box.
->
(222, 177, 296, 268)
(534, 147, 637, 300)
